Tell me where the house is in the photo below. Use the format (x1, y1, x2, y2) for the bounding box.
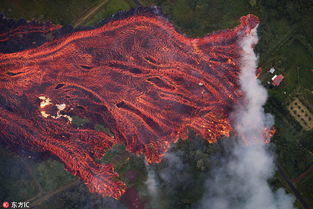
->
(272, 74, 284, 86)
(269, 67, 275, 74)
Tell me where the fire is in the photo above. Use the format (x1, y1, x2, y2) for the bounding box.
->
(264, 128, 276, 143)
(0, 8, 259, 199)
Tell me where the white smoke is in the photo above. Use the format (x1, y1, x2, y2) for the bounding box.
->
(159, 151, 190, 187)
(145, 161, 160, 209)
(145, 151, 191, 208)
(198, 26, 296, 209)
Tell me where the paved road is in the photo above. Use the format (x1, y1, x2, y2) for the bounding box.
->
(293, 165, 313, 184)
(277, 164, 311, 209)
(74, 0, 110, 27)
(29, 179, 80, 209)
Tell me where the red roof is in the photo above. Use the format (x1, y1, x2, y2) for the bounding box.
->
(272, 74, 284, 86)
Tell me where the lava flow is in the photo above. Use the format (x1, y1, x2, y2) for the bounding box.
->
(0, 8, 259, 199)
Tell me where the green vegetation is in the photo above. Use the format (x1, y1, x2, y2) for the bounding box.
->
(268, 173, 305, 209)
(141, 0, 256, 37)
(297, 171, 313, 207)
(0, 0, 99, 25)
(99, 143, 127, 164)
(83, 0, 134, 26)
(99, 143, 147, 188)
(71, 115, 89, 127)
(145, 132, 223, 209)
(0, 148, 38, 201)
(0, 0, 133, 26)
(94, 124, 114, 137)
(0, 147, 75, 202)
(36, 159, 74, 192)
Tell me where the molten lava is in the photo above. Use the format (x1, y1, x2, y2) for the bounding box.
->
(0, 8, 259, 199)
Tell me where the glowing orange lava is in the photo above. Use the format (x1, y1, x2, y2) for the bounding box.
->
(0, 8, 259, 199)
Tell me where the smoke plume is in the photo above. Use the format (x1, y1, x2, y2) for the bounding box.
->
(145, 161, 160, 209)
(159, 151, 191, 189)
(198, 26, 296, 209)
(145, 151, 192, 208)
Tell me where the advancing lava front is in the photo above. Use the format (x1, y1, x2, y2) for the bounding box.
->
(0, 8, 259, 199)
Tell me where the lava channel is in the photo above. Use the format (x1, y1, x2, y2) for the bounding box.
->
(0, 7, 259, 199)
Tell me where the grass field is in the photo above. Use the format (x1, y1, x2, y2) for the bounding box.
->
(297, 171, 313, 207)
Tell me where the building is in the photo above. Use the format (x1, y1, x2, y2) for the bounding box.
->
(272, 74, 284, 86)
(269, 67, 275, 74)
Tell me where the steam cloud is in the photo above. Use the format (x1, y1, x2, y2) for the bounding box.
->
(198, 26, 295, 209)
(159, 151, 190, 187)
(145, 161, 160, 209)
(145, 151, 192, 209)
